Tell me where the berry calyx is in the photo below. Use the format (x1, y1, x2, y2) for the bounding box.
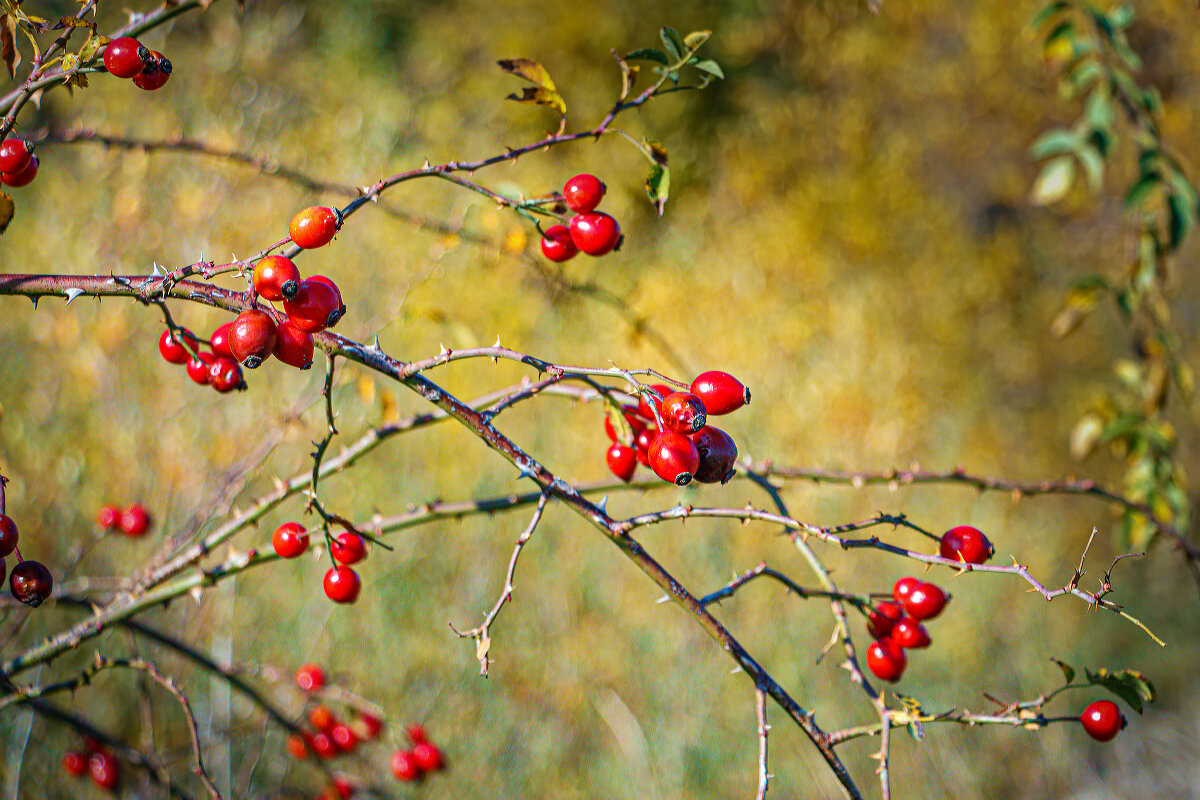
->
(562, 173, 606, 213)
(323, 565, 361, 604)
(290, 206, 341, 249)
(295, 662, 325, 691)
(636, 384, 675, 421)
(2, 155, 38, 187)
(606, 442, 638, 482)
(284, 279, 343, 333)
(229, 309, 278, 369)
(660, 392, 707, 434)
(119, 504, 151, 537)
(286, 734, 309, 760)
(539, 224, 578, 262)
(1080, 700, 1125, 742)
(568, 211, 622, 256)
(253, 255, 302, 301)
(10, 559, 53, 607)
(132, 51, 172, 91)
(88, 751, 120, 791)
(0, 138, 33, 174)
(648, 430, 700, 486)
(867, 600, 905, 639)
(892, 576, 921, 604)
(62, 751, 89, 777)
(0, 513, 18, 557)
(410, 741, 444, 772)
(102, 37, 150, 79)
(939, 525, 994, 565)
(158, 328, 194, 365)
(890, 617, 931, 649)
(273, 522, 310, 559)
(902, 582, 948, 621)
(865, 639, 907, 682)
(390, 749, 421, 782)
(330, 532, 368, 565)
(690, 425, 738, 484)
(272, 320, 315, 370)
(209, 322, 235, 360)
(186, 352, 216, 385)
(690, 371, 751, 415)
(97, 505, 120, 529)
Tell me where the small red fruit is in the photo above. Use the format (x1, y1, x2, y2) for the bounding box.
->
(330, 775, 356, 799)
(540, 224, 578, 262)
(410, 741, 444, 772)
(0, 138, 33, 174)
(209, 322, 235, 359)
(290, 206, 341, 249)
(568, 211, 622, 256)
(209, 358, 245, 393)
(295, 662, 325, 691)
(63, 750, 89, 776)
(253, 255, 302, 301)
(132, 51, 172, 91)
(272, 320, 315, 370)
(865, 639, 907, 682)
(229, 308, 278, 369)
(648, 430, 700, 486)
(891, 576, 921, 604)
(286, 734, 309, 760)
(690, 425, 738, 484)
(308, 275, 346, 327)
(323, 565, 361, 604)
(690, 371, 751, 415)
(102, 37, 149, 79)
(158, 328, 194, 364)
(330, 532, 367, 565)
(186, 352, 216, 385)
(274, 523, 310, 559)
(636, 384, 675, 421)
(866, 600, 904, 639)
(0, 514, 18, 557)
(563, 173, 606, 213)
(284, 280, 343, 333)
(604, 406, 646, 443)
(310, 732, 337, 759)
(406, 724, 428, 744)
(1080, 700, 1125, 742)
(2, 155, 38, 187)
(119, 504, 151, 537)
(358, 713, 384, 739)
(390, 749, 422, 781)
(331, 723, 358, 752)
(310, 705, 336, 732)
(634, 426, 656, 466)
(88, 751, 120, 791)
(660, 392, 707, 434)
(939, 525, 994, 565)
(903, 582, 948, 621)
(890, 617, 931, 649)
(606, 442, 638, 482)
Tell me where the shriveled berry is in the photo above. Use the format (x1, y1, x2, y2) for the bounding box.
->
(331, 723, 358, 752)
(891, 576, 921, 604)
(290, 206, 341, 249)
(0, 138, 33, 174)
(88, 751, 120, 791)
(865, 639, 907, 682)
(1080, 700, 1125, 742)
(540, 224, 578, 262)
(866, 600, 904, 639)
(186, 352, 216, 385)
(563, 173, 606, 213)
(690, 371, 750, 415)
(648, 430, 700, 486)
(0, 513, 18, 557)
(102, 37, 149, 79)
(63, 751, 89, 777)
(273, 320, 315, 369)
(286, 734, 309, 760)
(903, 582, 948, 621)
(323, 565, 361, 604)
(295, 662, 325, 691)
(690, 425, 738, 484)
(158, 328, 194, 365)
(253, 255, 302, 301)
(569, 211, 622, 255)
(891, 617, 931, 649)
(209, 322, 235, 360)
(390, 749, 421, 782)
(606, 442, 638, 482)
(132, 51, 171, 91)
(636, 384, 675, 421)
(330, 532, 367, 565)
(273, 522, 309, 559)
(410, 741, 444, 772)
(284, 280, 343, 333)
(10, 559, 53, 607)
(660, 392, 707, 434)
(939, 525, 994, 565)
(229, 309, 278, 369)
(2, 155, 38, 187)
(119, 504, 151, 537)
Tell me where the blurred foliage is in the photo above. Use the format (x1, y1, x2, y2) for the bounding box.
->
(3, 0, 1200, 798)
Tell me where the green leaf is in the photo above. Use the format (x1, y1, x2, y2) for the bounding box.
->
(683, 30, 711, 50)
(625, 48, 668, 65)
(1085, 668, 1156, 714)
(1109, 5, 1134, 29)
(1029, 1, 1070, 32)
(645, 162, 670, 217)
(1076, 145, 1105, 193)
(1051, 657, 1076, 684)
(1083, 86, 1116, 133)
(660, 26, 685, 61)
(690, 58, 724, 80)
(1167, 193, 1192, 250)
(1029, 155, 1076, 205)
(1029, 128, 1079, 160)
(1124, 171, 1160, 210)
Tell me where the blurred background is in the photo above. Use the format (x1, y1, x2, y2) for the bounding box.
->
(2, 0, 1200, 797)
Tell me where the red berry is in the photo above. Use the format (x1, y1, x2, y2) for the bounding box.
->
(562, 173, 606, 213)
(0, 513, 18, 557)
(229, 309, 278, 369)
(604, 406, 646, 443)
(158, 328, 193, 365)
(865, 639, 907, 682)
(63, 751, 88, 776)
(660, 392, 707, 434)
(358, 713, 384, 739)
(209, 358, 245, 393)
(2, 155, 38, 187)
(284, 279, 343, 333)
(119, 504, 151, 537)
(1080, 700, 1125, 742)
(310, 732, 337, 759)
(253, 255, 301, 301)
(273, 320, 315, 370)
(132, 51, 172, 91)
(891, 576, 921, 604)
(295, 662, 325, 691)
(286, 734, 309, 760)
(636, 384, 675, 421)
(634, 426, 656, 466)
(390, 749, 422, 782)
(648, 430, 700, 486)
(0, 138, 33, 174)
(331, 723, 358, 752)
(330, 775, 356, 799)
(274, 522, 310, 559)
(540, 224, 578, 262)
(939, 525, 994, 565)
(890, 617, 931, 649)
(866, 600, 904, 639)
(186, 352, 216, 385)
(690, 371, 751, 415)
(606, 442, 638, 482)
(330, 532, 367, 565)
(568, 211, 622, 256)
(310, 705, 336, 732)
(323, 565, 361, 604)
(209, 322, 234, 359)
(102, 37, 149, 79)
(290, 206, 341, 249)
(406, 724, 428, 744)
(88, 751, 120, 791)
(690, 425, 738, 484)
(410, 741, 444, 772)
(308, 275, 346, 327)
(902, 582, 948, 621)
(0, 557, 5, 586)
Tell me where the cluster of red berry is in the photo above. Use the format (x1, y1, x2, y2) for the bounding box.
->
(95, 503, 152, 537)
(101, 36, 172, 90)
(158, 325, 248, 392)
(1, 512, 53, 608)
(61, 743, 120, 791)
(0, 138, 38, 188)
(604, 370, 749, 486)
(389, 725, 446, 784)
(287, 664, 385, 762)
(273, 522, 368, 605)
(540, 174, 623, 260)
